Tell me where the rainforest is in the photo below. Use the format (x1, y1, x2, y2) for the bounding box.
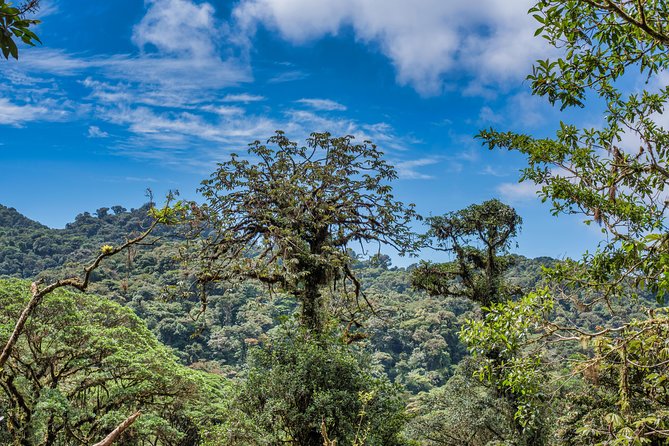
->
(2, 0, 669, 445)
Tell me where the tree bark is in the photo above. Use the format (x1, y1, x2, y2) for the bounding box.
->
(92, 411, 141, 446)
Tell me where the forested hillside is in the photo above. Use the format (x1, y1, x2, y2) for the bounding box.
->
(1, 200, 656, 445)
(0, 203, 547, 385)
(3, 0, 669, 444)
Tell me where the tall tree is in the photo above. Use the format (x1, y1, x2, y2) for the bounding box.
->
(412, 199, 522, 308)
(185, 131, 418, 333)
(411, 200, 546, 444)
(477, 0, 669, 442)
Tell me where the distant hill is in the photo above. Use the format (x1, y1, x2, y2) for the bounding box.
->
(0, 203, 160, 278)
(0, 205, 47, 230)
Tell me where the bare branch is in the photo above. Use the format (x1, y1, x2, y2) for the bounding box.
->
(91, 411, 141, 446)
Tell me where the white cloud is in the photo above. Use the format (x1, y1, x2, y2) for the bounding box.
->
(87, 125, 109, 138)
(0, 97, 67, 126)
(233, 0, 548, 95)
(268, 70, 309, 83)
(506, 91, 550, 128)
(124, 176, 158, 183)
(497, 181, 541, 202)
(91, 99, 420, 171)
(3, 0, 251, 110)
(478, 106, 503, 125)
(296, 98, 347, 111)
(100, 105, 278, 152)
(0, 0, 257, 148)
(201, 105, 245, 116)
(133, 0, 219, 58)
(394, 158, 440, 179)
(476, 92, 556, 129)
(14, 47, 250, 104)
(9, 49, 91, 76)
(480, 165, 508, 177)
(222, 93, 265, 102)
(0, 0, 434, 174)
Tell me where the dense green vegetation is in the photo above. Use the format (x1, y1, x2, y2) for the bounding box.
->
(0, 279, 228, 446)
(3, 0, 669, 444)
(0, 189, 655, 445)
(0, 202, 548, 380)
(0, 200, 559, 443)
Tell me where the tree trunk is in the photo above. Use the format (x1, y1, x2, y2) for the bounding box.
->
(301, 281, 323, 334)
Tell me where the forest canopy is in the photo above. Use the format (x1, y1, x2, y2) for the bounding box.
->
(1, 0, 669, 445)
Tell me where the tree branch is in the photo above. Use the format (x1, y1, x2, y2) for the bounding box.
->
(0, 218, 158, 370)
(91, 411, 141, 446)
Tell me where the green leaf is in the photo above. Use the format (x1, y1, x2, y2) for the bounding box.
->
(7, 36, 17, 59)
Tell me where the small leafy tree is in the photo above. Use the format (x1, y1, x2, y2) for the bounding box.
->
(187, 131, 418, 333)
(236, 326, 408, 446)
(0, 0, 41, 60)
(460, 291, 553, 444)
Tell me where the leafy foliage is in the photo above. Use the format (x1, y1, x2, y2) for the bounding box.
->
(461, 291, 553, 438)
(476, 0, 669, 444)
(184, 131, 419, 333)
(479, 0, 669, 303)
(412, 199, 523, 307)
(236, 326, 408, 446)
(555, 311, 669, 445)
(0, 0, 41, 59)
(0, 279, 228, 446)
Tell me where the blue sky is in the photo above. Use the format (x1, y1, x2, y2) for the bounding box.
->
(0, 0, 605, 264)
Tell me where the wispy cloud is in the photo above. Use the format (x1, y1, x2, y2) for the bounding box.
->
(0, 0, 254, 145)
(476, 92, 555, 129)
(268, 70, 309, 83)
(478, 105, 503, 125)
(497, 181, 541, 202)
(296, 98, 347, 111)
(394, 157, 440, 179)
(31, 0, 59, 18)
(87, 125, 109, 138)
(1, 0, 251, 113)
(201, 105, 245, 116)
(124, 176, 158, 183)
(479, 165, 508, 177)
(0, 0, 429, 175)
(222, 93, 265, 102)
(0, 97, 68, 126)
